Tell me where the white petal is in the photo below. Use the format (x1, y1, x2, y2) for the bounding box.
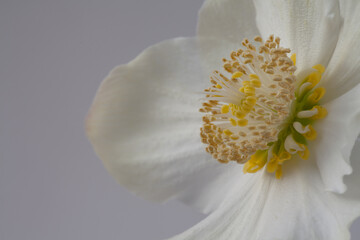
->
(254, 0, 341, 76)
(86, 37, 244, 213)
(197, 0, 259, 41)
(321, 1, 360, 101)
(312, 83, 360, 193)
(170, 158, 360, 240)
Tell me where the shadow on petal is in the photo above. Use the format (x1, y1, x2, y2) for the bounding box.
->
(343, 139, 360, 200)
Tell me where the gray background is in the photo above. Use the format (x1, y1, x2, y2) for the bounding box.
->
(1, 0, 359, 239)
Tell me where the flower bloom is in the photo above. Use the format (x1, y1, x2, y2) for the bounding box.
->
(86, 0, 360, 239)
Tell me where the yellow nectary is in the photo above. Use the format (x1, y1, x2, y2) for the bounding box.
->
(199, 35, 327, 178)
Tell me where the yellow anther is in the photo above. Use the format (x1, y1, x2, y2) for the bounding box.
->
(244, 86, 255, 95)
(266, 157, 278, 173)
(312, 64, 325, 74)
(237, 119, 248, 126)
(251, 79, 261, 88)
(249, 74, 259, 80)
(223, 129, 233, 136)
(241, 104, 253, 112)
(243, 150, 267, 173)
(290, 53, 296, 65)
(221, 105, 229, 114)
(275, 165, 283, 179)
(235, 111, 246, 119)
(242, 80, 251, 86)
(215, 84, 222, 89)
(304, 125, 317, 140)
(239, 87, 245, 93)
(229, 103, 239, 111)
(230, 135, 239, 140)
(253, 150, 268, 165)
(245, 96, 257, 106)
(278, 151, 291, 163)
(308, 87, 325, 104)
(229, 118, 237, 126)
(243, 161, 255, 173)
(243, 101, 254, 108)
(311, 106, 327, 120)
(307, 71, 321, 88)
(298, 144, 309, 160)
(232, 71, 243, 79)
(244, 86, 255, 92)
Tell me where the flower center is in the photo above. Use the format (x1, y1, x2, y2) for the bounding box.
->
(199, 35, 327, 179)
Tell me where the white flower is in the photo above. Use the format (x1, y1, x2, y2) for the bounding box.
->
(86, 0, 360, 239)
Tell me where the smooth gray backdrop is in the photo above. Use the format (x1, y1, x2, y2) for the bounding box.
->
(1, 0, 359, 239)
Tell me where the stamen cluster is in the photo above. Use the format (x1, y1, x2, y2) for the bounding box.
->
(199, 35, 327, 178)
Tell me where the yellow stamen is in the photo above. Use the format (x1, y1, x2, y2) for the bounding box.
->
(308, 87, 326, 104)
(232, 71, 243, 79)
(275, 165, 283, 179)
(241, 104, 253, 112)
(249, 74, 259, 80)
(231, 135, 239, 140)
(243, 150, 268, 173)
(304, 125, 317, 140)
(221, 105, 229, 114)
(290, 53, 296, 65)
(245, 96, 257, 106)
(307, 71, 321, 89)
(312, 64, 325, 74)
(223, 129, 233, 136)
(251, 79, 261, 88)
(298, 145, 309, 160)
(267, 157, 278, 173)
(275, 165, 282, 179)
(249, 74, 261, 88)
(278, 151, 291, 163)
(242, 80, 251, 86)
(235, 111, 246, 119)
(244, 86, 255, 95)
(229, 118, 237, 126)
(237, 119, 248, 126)
(311, 106, 327, 120)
